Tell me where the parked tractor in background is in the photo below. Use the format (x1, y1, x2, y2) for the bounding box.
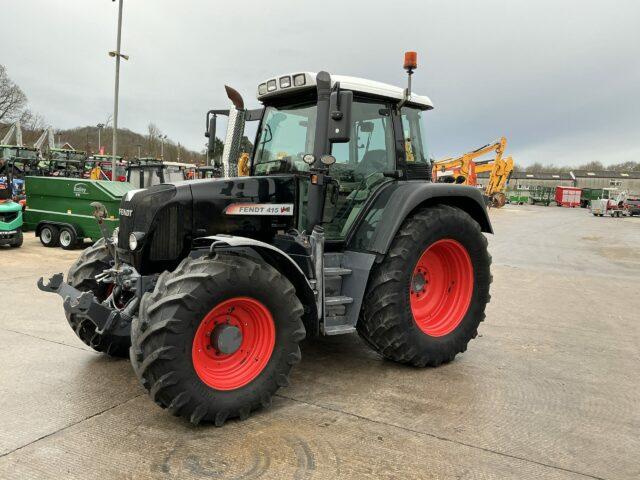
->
(431, 136, 514, 208)
(126, 158, 194, 188)
(41, 148, 87, 177)
(0, 170, 24, 248)
(39, 53, 493, 426)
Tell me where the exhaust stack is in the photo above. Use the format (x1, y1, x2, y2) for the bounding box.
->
(220, 86, 246, 178)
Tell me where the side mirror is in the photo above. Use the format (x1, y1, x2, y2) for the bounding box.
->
(207, 115, 217, 159)
(328, 90, 352, 143)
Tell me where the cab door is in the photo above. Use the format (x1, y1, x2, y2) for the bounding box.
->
(324, 99, 396, 240)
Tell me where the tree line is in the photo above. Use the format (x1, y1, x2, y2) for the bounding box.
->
(514, 160, 640, 173)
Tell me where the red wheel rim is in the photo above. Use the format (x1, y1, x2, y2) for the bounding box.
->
(192, 297, 275, 391)
(409, 239, 474, 337)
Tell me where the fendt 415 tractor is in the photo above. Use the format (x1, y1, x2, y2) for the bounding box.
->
(40, 53, 493, 425)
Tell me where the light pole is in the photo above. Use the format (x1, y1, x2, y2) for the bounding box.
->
(96, 123, 105, 153)
(109, 0, 129, 179)
(160, 134, 167, 160)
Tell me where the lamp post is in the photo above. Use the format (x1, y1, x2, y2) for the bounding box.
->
(160, 134, 167, 160)
(96, 123, 105, 153)
(109, 0, 129, 179)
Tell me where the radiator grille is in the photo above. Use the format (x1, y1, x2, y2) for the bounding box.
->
(149, 205, 183, 261)
(0, 211, 19, 223)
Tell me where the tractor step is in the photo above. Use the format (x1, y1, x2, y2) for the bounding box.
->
(325, 295, 353, 306)
(324, 266, 352, 297)
(324, 267, 352, 277)
(323, 324, 356, 335)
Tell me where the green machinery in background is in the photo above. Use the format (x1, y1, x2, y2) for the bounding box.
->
(506, 189, 530, 205)
(529, 186, 555, 206)
(0, 182, 23, 248)
(23, 177, 133, 249)
(580, 188, 603, 208)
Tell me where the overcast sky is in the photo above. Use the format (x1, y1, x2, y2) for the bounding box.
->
(3, 0, 639, 166)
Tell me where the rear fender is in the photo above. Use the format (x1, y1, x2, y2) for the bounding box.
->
(192, 235, 318, 336)
(348, 182, 493, 255)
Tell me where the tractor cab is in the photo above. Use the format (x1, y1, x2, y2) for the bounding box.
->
(43, 148, 87, 177)
(126, 158, 190, 188)
(203, 68, 433, 247)
(195, 165, 221, 179)
(0, 145, 40, 179)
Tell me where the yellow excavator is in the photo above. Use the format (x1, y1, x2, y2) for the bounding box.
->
(431, 136, 514, 208)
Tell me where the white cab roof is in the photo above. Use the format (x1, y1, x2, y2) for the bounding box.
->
(257, 72, 433, 109)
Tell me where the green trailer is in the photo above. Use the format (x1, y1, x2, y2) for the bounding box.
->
(507, 189, 529, 205)
(23, 177, 133, 249)
(529, 186, 555, 206)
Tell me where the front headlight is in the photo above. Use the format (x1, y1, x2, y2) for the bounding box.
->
(111, 227, 119, 244)
(128, 231, 145, 251)
(129, 232, 138, 251)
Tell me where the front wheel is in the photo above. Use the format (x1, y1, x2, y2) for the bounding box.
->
(130, 254, 305, 425)
(39, 224, 59, 247)
(10, 229, 23, 248)
(357, 204, 492, 367)
(65, 238, 130, 357)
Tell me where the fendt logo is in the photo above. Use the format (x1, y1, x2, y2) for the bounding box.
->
(73, 184, 89, 196)
(119, 208, 133, 217)
(224, 203, 294, 216)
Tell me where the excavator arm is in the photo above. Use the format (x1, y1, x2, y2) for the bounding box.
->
(432, 137, 513, 207)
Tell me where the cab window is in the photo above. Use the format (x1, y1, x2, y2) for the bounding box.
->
(253, 104, 317, 175)
(400, 106, 429, 164)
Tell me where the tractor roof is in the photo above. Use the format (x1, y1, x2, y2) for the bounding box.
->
(257, 72, 433, 110)
(0, 144, 38, 150)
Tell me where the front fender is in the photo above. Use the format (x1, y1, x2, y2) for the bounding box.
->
(192, 235, 319, 335)
(348, 181, 493, 255)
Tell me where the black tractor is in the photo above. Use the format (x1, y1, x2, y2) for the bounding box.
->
(40, 53, 492, 426)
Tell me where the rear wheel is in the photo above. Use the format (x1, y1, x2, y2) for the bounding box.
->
(130, 254, 305, 425)
(65, 238, 130, 357)
(40, 224, 59, 247)
(59, 227, 77, 250)
(357, 204, 491, 367)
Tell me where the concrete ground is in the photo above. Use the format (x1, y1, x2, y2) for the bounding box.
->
(0, 205, 638, 479)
